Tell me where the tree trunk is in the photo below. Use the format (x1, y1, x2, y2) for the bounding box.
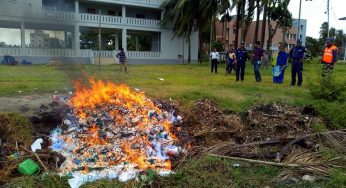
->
(282, 28, 287, 47)
(254, 0, 260, 44)
(260, 2, 267, 48)
(241, 0, 246, 42)
(188, 35, 191, 63)
(235, 1, 242, 49)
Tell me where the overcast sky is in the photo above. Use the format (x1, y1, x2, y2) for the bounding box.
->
(288, 0, 346, 38)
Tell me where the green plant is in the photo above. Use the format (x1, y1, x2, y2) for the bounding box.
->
(308, 72, 346, 102)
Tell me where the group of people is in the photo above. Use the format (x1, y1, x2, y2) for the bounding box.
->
(210, 38, 339, 85)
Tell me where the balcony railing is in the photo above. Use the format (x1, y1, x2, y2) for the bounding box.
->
(114, 0, 162, 7)
(42, 10, 161, 28)
(0, 48, 161, 60)
(82, 50, 161, 59)
(0, 48, 76, 57)
(44, 10, 76, 21)
(126, 17, 159, 28)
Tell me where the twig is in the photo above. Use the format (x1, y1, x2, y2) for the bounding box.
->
(208, 154, 300, 167)
(277, 129, 346, 162)
(20, 146, 49, 172)
(193, 130, 237, 137)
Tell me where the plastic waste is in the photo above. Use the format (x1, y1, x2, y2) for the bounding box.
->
(31, 138, 43, 152)
(119, 171, 138, 182)
(18, 159, 40, 175)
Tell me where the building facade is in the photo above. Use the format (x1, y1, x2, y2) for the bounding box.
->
(0, 0, 198, 64)
(215, 18, 307, 51)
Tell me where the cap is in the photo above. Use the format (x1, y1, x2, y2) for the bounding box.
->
(241, 41, 245, 45)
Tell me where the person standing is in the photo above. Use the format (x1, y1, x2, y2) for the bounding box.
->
(210, 48, 219, 73)
(321, 38, 338, 77)
(116, 48, 127, 73)
(235, 41, 248, 81)
(273, 45, 289, 83)
(289, 40, 307, 86)
(225, 45, 236, 75)
(252, 41, 264, 82)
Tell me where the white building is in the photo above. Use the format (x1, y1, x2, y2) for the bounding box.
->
(292, 19, 307, 46)
(0, 0, 198, 64)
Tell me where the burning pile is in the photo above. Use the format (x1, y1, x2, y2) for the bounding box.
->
(50, 79, 182, 183)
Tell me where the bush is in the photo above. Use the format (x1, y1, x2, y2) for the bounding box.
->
(308, 73, 346, 102)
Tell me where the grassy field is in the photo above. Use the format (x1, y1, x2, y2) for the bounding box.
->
(1, 61, 346, 111)
(1, 62, 346, 187)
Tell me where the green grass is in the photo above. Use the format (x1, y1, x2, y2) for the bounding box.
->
(2, 62, 345, 110)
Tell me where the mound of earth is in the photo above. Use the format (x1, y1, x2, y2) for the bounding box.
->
(181, 99, 324, 149)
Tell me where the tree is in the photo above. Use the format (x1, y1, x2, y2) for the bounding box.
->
(253, 0, 262, 45)
(319, 22, 328, 40)
(306, 36, 323, 57)
(266, 0, 292, 50)
(160, 0, 231, 62)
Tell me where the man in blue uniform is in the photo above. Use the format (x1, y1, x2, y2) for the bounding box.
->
(235, 41, 248, 81)
(289, 40, 307, 86)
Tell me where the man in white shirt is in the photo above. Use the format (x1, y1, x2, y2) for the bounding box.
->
(210, 48, 219, 73)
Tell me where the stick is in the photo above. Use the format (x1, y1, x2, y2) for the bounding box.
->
(208, 154, 300, 167)
(277, 129, 346, 162)
(20, 146, 49, 172)
(193, 130, 237, 137)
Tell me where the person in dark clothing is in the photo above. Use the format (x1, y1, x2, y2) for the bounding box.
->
(235, 41, 248, 81)
(321, 38, 338, 77)
(116, 48, 127, 73)
(289, 40, 307, 86)
(210, 48, 219, 73)
(225, 45, 236, 75)
(252, 41, 264, 82)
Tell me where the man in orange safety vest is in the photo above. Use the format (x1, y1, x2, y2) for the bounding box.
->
(321, 38, 338, 77)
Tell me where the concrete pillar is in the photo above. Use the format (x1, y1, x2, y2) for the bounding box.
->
(20, 21, 25, 48)
(161, 10, 164, 20)
(135, 36, 139, 51)
(74, 24, 80, 56)
(75, 0, 79, 14)
(122, 6, 126, 18)
(114, 32, 119, 50)
(122, 28, 127, 50)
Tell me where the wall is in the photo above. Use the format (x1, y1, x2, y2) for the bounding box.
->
(0, 0, 43, 18)
(292, 19, 307, 46)
(160, 29, 198, 63)
(216, 19, 299, 50)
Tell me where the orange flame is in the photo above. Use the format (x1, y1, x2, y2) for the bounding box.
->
(68, 78, 177, 171)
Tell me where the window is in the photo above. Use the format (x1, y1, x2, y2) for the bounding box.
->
(233, 29, 236, 34)
(136, 14, 145, 19)
(118, 11, 122, 16)
(300, 35, 302, 39)
(87, 8, 96, 14)
(300, 25, 303, 30)
(108, 10, 115, 16)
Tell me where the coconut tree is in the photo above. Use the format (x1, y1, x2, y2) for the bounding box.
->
(266, 0, 292, 50)
(160, 0, 231, 62)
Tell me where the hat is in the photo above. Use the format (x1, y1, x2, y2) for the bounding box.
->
(326, 38, 334, 43)
(241, 41, 245, 45)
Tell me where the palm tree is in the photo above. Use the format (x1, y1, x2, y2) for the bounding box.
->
(253, 0, 262, 45)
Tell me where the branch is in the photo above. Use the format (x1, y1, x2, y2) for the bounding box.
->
(277, 129, 346, 162)
(20, 146, 49, 172)
(208, 154, 300, 167)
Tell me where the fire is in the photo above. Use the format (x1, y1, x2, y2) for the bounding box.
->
(51, 78, 181, 174)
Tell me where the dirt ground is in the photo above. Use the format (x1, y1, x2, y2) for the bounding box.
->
(0, 94, 53, 117)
